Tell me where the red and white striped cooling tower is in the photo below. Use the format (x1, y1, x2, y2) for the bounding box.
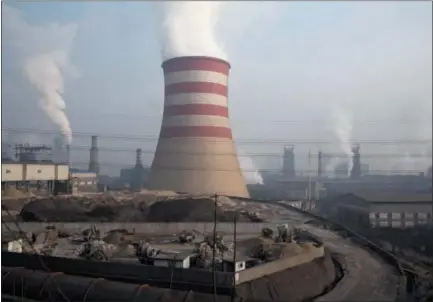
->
(148, 56, 249, 198)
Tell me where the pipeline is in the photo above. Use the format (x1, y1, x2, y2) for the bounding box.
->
(1, 266, 286, 302)
(2, 295, 41, 302)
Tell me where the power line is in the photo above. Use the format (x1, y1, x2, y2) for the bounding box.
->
(3, 128, 432, 145)
(62, 113, 433, 125)
(67, 161, 430, 173)
(51, 145, 433, 158)
(3, 140, 432, 159)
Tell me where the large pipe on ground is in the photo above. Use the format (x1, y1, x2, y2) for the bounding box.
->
(148, 56, 249, 197)
(2, 266, 263, 302)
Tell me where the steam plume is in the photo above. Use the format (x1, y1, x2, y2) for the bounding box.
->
(25, 51, 73, 144)
(157, 1, 227, 60)
(3, 5, 77, 145)
(331, 105, 354, 176)
(238, 150, 264, 185)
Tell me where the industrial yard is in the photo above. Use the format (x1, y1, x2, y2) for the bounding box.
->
(2, 1, 432, 301)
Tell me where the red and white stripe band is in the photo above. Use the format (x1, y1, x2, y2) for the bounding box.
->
(161, 56, 233, 139)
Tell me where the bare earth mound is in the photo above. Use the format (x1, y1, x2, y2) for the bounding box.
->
(17, 196, 258, 222)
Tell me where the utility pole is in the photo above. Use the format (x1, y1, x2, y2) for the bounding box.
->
(231, 212, 237, 302)
(212, 193, 218, 302)
(307, 150, 312, 211)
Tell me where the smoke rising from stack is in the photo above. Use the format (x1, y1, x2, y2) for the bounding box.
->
(157, 1, 226, 61)
(331, 105, 354, 177)
(3, 5, 78, 145)
(25, 51, 73, 144)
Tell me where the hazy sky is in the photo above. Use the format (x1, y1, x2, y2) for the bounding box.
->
(2, 1, 432, 176)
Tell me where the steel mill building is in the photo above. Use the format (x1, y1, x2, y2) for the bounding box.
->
(334, 192, 433, 229)
(149, 56, 249, 197)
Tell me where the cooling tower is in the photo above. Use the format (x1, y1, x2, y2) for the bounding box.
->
(148, 56, 249, 197)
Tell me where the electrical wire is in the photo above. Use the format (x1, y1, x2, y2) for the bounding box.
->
(57, 161, 432, 174)
(7, 143, 433, 159)
(3, 127, 432, 145)
(10, 111, 431, 124)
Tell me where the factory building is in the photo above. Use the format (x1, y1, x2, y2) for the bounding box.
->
(69, 170, 98, 194)
(334, 192, 433, 229)
(148, 56, 249, 197)
(1, 162, 70, 195)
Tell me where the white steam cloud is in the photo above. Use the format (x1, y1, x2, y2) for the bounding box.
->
(2, 6, 78, 145)
(238, 150, 264, 185)
(157, 1, 227, 60)
(331, 105, 354, 176)
(25, 51, 73, 144)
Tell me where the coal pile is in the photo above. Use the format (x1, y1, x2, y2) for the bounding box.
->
(19, 197, 149, 223)
(20, 198, 89, 222)
(146, 198, 252, 222)
(18, 196, 257, 223)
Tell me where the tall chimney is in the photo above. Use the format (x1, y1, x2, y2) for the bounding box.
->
(318, 151, 323, 178)
(135, 148, 143, 167)
(148, 56, 249, 197)
(282, 146, 296, 178)
(66, 144, 71, 165)
(88, 135, 99, 174)
(350, 145, 361, 178)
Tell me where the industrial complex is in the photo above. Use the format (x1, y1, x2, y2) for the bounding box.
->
(1, 56, 432, 302)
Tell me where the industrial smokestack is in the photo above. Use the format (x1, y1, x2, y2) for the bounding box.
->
(66, 144, 70, 165)
(350, 144, 361, 179)
(88, 135, 99, 174)
(318, 151, 323, 178)
(282, 146, 295, 178)
(148, 56, 249, 197)
(135, 148, 143, 167)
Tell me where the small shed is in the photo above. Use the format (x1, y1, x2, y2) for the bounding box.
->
(152, 252, 192, 269)
(222, 255, 254, 272)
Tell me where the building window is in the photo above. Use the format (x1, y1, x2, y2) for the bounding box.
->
(391, 213, 401, 220)
(379, 212, 388, 219)
(417, 213, 428, 224)
(405, 221, 414, 227)
(391, 220, 401, 228)
(418, 213, 427, 219)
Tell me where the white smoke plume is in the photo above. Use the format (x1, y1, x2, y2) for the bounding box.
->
(25, 51, 73, 144)
(2, 5, 78, 145)
(157, 1, 227, 60)
(330, 104, 354, 177)
(237, 150, 264, 185)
